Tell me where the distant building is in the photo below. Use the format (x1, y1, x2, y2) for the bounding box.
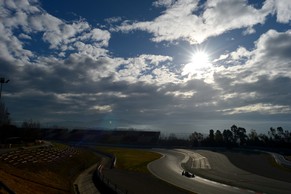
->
(63, 129, 161, 146)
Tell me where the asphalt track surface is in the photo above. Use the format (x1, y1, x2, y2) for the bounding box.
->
(148, 149, 291, 194)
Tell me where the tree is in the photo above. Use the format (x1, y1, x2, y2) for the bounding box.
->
(248, 129, 257, 140)
(276, 127, 284, 141)
(268, 127, 276, 141)
(189, 132, 203, 147)
(237, 127, 247, 146)
(223, 129, 234, 147)
(21, 119, 41, 141)
(168, 133, 177, 141)
(214, 130, 223, 146)
(259, 133, 270, 145)
(284, 130, 291, 144)
(230, 125, 238, 144)
(230, 125, 247, 146)
(207, 129, 215, 146)
(209, 129, 214, 141)
(21, 119, 40, 129)
(248, 129, 260, 146)
(0, 101, 10, 126)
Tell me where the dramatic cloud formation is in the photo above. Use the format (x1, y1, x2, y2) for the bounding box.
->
(0, 0, 290, 134)
(117, 0, 275, 44)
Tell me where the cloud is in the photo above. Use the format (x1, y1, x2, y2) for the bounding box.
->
(271, 0, 291, 23)
(4, 45, 221, 128)
(117, 0, 202, 43)
(117, 0, 274, 44)
(211, 29, 291, 116)
(202, 0, 269, 35)
(0, 0, 111, 63)
(91, 105, 113, 113)
(253, 29, 291, 64)
(18, 33, 32, 40)
(213, 29, 291, 80)
(116, 0, 291, 45)
(113, 54, 175, 84)
(1, 0, 291, 131)
(152, 0, 176, 8)
(222, 103, 291, 115)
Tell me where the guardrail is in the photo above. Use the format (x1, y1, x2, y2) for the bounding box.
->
(73, 145, 129, 193)
(93, 169, 128, 194)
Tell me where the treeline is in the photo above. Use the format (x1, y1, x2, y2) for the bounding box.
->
(189, 125, 291, 148)
(1, 120, 291, 149)
(158, 125, 291, 148)
(0, 120, 42, 143)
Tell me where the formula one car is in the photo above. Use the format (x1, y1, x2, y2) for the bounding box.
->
(182, 170, 195, 178)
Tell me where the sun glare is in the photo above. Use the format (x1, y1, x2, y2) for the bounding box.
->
(191, 51, 209, 67)
(182, 51, 212, 76)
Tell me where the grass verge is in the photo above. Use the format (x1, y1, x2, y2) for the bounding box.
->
(96, 146, 161, 174)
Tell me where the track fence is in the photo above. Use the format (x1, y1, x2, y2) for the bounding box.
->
(93, 167, 129, 194)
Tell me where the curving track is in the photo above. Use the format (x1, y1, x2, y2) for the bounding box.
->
(148, 149, 291, 194)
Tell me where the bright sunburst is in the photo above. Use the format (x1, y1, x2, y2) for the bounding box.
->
(182, 50, 212, 76)
(191, 51, 209, 67)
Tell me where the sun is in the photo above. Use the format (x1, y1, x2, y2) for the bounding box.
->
(182, 51, 212, 76)
(191, 51, 209, 67)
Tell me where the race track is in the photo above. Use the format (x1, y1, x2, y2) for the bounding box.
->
(148, 149, 291, 194)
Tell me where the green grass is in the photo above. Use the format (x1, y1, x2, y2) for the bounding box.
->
(96, 146, 161, 174)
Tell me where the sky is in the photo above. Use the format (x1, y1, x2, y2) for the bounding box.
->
(1, 0, 291, 135)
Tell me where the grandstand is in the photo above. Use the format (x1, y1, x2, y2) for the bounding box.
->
(0, 145, 79, 167)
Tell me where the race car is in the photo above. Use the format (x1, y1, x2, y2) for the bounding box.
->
(182, 170, 195, 178)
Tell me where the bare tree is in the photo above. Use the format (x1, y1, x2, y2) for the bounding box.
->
(189, 131, 203, 146)
(0, 101, 10, 126)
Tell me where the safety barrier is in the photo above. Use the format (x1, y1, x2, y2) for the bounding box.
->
(93, 167, 128, 194)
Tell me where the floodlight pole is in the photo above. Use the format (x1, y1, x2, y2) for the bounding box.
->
(0, 77, 10, 101)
